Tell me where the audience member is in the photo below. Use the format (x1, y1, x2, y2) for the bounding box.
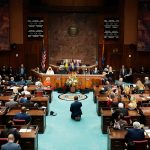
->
(5, 95, 18, 109)
(0, 121, 21, 143)
(116, 77, 124, 87)
(119, 65, 127, 79)
(144, 77, 150, 89)
(9, 77, 16, 85)
(13, 106, 31, 124)
(46, 66, 54, 75)
(18, 63, 26, 78)
(1, 134, 21, 150)
(118, 102, 128, 116)
(113, 113, 128, 130)
(70, 96, 82, 121)
(128, 96, 137, 110)
(124, 67, 133, 83)
(43, 77, 51, 87)
(18, 92, 27, 103)
(7, 66, 14, 78)
(23, 86, 30, 95)
(92, 67, 99, 74)
(125, 121, 144, 150)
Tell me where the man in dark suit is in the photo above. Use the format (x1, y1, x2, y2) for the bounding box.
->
(13, 106, 31, 124)
(118, 102, 128, 116)
(0, 120, 21, 143)
(125, 121, 145, 150)
(119, 65, 127, 79)
(1, 134, 21, 150)
(70, 96, 82, 121)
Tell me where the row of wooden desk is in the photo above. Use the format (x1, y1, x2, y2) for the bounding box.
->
(0, 85, 51, 150)
(96, 94, 150, 116)
(101, 109, 140, 134)
(108, 126, 150, 150)
(0, 125, 38, 150)
(0, 95, 50, 115)
(0, 107, 46, 134)
(31, 69, 103, 89)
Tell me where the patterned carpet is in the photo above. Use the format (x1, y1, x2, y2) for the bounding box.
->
(58, 92, 88, 101)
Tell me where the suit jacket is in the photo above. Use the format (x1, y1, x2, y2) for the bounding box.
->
(13, 112, 31, 124)
(125, 128, 144, 142)
(1, 142, 21, 150)
(119, 108, 128, 116)
(5, 101, 18, 109)
(70, 101, 82, 117)
(120, 68, 127, 78)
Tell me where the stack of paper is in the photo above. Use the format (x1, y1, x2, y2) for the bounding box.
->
(144, 129, 150, 137)
(19, 129, 32, 133)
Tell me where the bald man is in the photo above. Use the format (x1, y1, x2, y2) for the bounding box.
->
(1, 134, 21, 150)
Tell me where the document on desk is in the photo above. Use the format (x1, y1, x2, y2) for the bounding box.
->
(19, 129, 32, 132)
(144, 129, 150, 137)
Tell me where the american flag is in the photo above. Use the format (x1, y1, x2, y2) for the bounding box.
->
(101, 40, 105, 66)
(41, 48, 46, 71)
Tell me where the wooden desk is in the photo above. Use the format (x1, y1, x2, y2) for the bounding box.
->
(101, 109, 140, 134)
(96, 94, 150, 116)
(0, 95, 49, 115)
(0, 107, 7, 124)
(6, 109, 46, 133)
(140, 107, 150, 126)
(107, 127, 150, 150)
(31, 69, 103, 89)
(96, 97, 129, 116)
(0, 125, 38, 150)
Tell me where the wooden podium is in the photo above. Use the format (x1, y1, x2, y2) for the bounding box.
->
(31, 69, 103, 89)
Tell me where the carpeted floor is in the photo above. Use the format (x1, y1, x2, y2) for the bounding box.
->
(38, 91, 107, 150)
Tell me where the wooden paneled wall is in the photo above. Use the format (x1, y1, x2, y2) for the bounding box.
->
(0, 0, 149, 72)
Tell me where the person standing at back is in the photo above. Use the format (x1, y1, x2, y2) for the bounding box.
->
(70, 96, 82, 121)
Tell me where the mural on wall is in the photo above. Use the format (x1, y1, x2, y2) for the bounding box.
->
(0, 0, 9, 51)
(137, 0, 150, 51)
(48, 13, 99, 65)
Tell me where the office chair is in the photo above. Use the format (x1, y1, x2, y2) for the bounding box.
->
(34, 91, 44, 97)
(133, 140, 149, 150)
(13, 119, 26, 125)
(0, 138, 8, 147)
(124, 116, 132, 125)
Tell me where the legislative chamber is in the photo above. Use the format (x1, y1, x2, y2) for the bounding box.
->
(0, 0, 150, 150)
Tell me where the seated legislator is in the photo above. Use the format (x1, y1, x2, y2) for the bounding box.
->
(113, 113, 128, 130)
(13, 106, 31, 124)
(125, 121, 145, 150)
(128, 96, 137, 110)
(118, 102, 128, 116)
(5, 95, 18, 109)
(135, 79, 145, 92)
(92, 67, 99, 74)
(70, 96, 82, 121)
(0, 121, 21, 143)
(1, 134, 21, 150)
(43, 77, 51, 87)
(46, 66, 54, 75)
(9, 77, 16, 86)
(18, 92, 28, 103)
(144, 77, 150, 89)
(23, 86, 31, 95)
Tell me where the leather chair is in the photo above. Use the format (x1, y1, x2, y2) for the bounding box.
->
(133, 140, 149, 150)
(13, 119, 26, 125)
(0, 138, 8, 148)
(34, 91, 44, 97)
(124, 116, 132, 125)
